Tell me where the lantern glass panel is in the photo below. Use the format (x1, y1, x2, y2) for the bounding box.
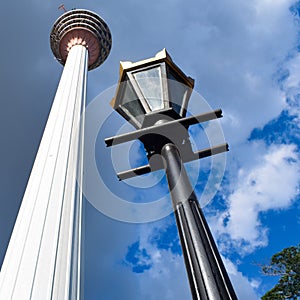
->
(121, 81, 145, 127)
(133, 67, 164, 111)
(167, 70, 189, 116)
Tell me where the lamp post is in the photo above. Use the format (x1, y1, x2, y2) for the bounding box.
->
(105, 49, 237, 300)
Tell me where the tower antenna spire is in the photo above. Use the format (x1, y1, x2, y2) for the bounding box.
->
(58, 4, 67, 12)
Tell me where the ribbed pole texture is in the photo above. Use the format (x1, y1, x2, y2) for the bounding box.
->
(161, 143, 237, 300)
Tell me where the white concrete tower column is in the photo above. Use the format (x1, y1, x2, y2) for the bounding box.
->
(0, 9, 111, 300)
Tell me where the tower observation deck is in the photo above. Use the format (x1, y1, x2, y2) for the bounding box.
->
(50, 9, 111, 70)
(0, 9, 111, 300)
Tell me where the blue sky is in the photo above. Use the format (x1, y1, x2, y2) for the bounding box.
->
(1, 0, 300, 299)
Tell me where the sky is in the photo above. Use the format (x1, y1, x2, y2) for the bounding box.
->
(0, 0, 300, 299)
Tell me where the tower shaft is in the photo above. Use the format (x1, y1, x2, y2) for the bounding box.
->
(0, 44, 88, 300)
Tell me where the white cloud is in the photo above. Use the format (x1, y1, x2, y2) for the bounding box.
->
(222, 256, 260, 300)
(281, 52, 300, 120)
(120, 219, 192, 299)
(211, 143, 300, 254)
(285, 53, 300, 91)
(178, 0, 298, 145)
(126, 220, 261, 299)
(137, 250, 191, 300)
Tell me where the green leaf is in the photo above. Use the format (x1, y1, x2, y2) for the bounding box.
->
(261, 244, 300, 300)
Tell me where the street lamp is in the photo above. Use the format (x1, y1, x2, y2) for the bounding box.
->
(105, 49, 237, 300)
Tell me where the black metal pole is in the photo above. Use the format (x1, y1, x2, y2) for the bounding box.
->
(161, 143, 237, 300)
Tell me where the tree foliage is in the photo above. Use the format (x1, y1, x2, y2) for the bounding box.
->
(261, 244, 300, 300)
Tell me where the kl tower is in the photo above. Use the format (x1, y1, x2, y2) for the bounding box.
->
(0, 9, 111, 299)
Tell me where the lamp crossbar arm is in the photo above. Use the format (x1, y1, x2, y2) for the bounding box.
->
(117, 143, 229, 180)
(105, 109, 223, 147)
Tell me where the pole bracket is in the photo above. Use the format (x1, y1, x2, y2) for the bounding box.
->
(105, 109, 229, 180)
